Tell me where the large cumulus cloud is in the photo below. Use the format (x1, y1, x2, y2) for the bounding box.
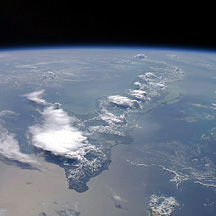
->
(26, 90, 95, 161)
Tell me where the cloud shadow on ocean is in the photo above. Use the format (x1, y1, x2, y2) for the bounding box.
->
(0, 154, 38, 170)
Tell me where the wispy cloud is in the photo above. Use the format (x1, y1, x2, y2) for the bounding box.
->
(22, 89, 48, 105)
(0, 126, 38, 165)
(0, 110, 15, 117)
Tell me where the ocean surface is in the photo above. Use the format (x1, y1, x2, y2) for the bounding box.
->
(0, 48, 216, 215)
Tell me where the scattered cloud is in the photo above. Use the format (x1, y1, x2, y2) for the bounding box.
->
(99, 110, 124, 126)
(138, 72, 158, 81)
(135, 72, 167, 99)
(128, 89, 149, 101)
(107, 95, 138, 108)
(149, 194, 179, 216)
(88, 125, 124, 136)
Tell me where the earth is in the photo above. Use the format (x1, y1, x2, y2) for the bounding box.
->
(0, 47, 216, 215)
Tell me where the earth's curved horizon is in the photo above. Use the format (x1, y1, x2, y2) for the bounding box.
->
(0, 47, 216, 215)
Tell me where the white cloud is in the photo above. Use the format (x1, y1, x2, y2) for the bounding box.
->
(99, 108, 124, 126)
(113, 195, 127, 203)
(134, 54, 147, 59)
(133, 81, 148, 90)
(88, 125, 124, 136)
(134, 73, 168, 99)
(0, 126, 38, 165)
(111, 192, 127, 209)
(138, 72, 158, 81)
(0, 110, 15, 117)
(128, 89, 149, 101)
(22, 89, 48, 105)
(29, 104, 94, 161)
(88, 106, 125, 136)
(107, 95, 138, 108)
(149, 194, 179, 216)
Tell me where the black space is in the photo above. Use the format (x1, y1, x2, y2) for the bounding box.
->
(0, 2, 215, 50)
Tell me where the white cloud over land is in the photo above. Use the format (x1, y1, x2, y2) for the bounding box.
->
(149, 194, 179, 216)
(107, 95, 138, 108)
(128, 89, 149, 101)
(26, 90, 95, 161)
